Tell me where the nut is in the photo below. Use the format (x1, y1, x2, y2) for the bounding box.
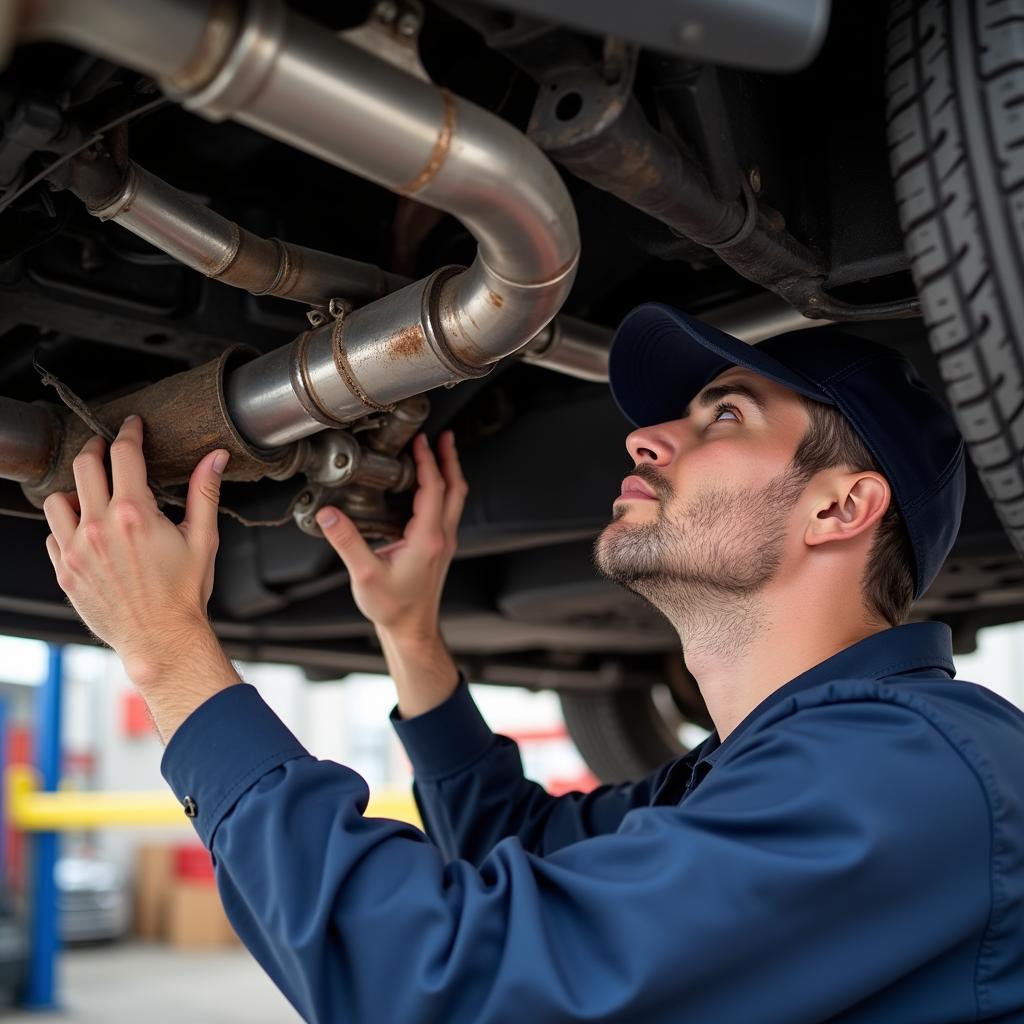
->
(396, 10, 420, 36)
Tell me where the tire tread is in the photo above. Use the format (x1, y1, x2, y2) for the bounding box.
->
(886, 0, 1024, 558)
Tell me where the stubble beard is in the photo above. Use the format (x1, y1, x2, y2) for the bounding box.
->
(592, 464, 808, 660)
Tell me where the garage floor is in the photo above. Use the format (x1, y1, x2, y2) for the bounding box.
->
(1, 940, 300, 1023)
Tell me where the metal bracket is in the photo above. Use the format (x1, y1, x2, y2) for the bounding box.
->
(527, 45, 639, 152)
(307, 296, 352, 329)
(292, 481, 404, 542)
(293, 421, 415, 538)
(339, 0, 430, 82)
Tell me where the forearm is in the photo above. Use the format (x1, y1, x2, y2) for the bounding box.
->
(390, 671, 668, 863)
(375, 625, 460, 718)
(124, 618, 243, 745)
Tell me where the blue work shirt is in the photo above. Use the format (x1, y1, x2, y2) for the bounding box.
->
(161, 620, 1024, 1023)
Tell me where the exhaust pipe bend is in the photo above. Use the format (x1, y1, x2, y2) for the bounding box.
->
(19, 0, 580, 448)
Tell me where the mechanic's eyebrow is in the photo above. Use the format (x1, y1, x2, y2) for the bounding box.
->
(682, 380, 769, 419)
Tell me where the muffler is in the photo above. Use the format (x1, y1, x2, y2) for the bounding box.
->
(17, 346, 304, 507)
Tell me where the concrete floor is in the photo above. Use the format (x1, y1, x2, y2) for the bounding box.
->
(0, 941, 300, 1023)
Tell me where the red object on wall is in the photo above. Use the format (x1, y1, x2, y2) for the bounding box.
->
(508, 727, 569, 743)
(63, 751, 95, 773)
(173, 844, 216, 885)
(547, 772, 601, 796)
(122, 690, 155, 737)
(5, 725, 32, 892)
(8, 725, 30, 765)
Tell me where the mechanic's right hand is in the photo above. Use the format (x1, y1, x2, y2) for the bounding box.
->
(314, 430, 467, 638)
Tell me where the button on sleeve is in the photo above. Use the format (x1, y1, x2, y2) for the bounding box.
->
(160, 682, 309, 848)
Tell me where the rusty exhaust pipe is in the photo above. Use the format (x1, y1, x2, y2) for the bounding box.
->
(0, 398, 59, 484)
(67, 152, 407, 309)
(8, 348, 309, 507)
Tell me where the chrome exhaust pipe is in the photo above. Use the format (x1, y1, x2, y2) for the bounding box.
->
(702, 293, 826, 344)
(519, 317, 614, 383)
(518, 295, 829, 383)
(69, 151, 620, 387)
(68, 153, 407, 308)
(19, 0, 580, 449)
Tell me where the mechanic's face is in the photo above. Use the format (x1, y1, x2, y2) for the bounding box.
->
(593, 366, 814, 606)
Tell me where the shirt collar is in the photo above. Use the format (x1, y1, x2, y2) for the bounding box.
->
(694, 620, 956, 768)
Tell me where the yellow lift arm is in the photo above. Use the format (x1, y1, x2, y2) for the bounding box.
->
(5, 764, 421, 830)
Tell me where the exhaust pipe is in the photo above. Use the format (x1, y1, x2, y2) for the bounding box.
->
(518, 294, 829, 383)
(18, 0, 580, 450)
(68, 153, 408, 309)
(0, 398, 59, 484)
(64, 149, 824, 393)
(0, 291, 830, 494)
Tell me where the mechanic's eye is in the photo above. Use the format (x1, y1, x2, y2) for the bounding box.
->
(710, 402, 740, 424)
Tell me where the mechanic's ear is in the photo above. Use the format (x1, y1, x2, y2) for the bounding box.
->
(181, 449, 229, 547)
(803, 470, 889, 548)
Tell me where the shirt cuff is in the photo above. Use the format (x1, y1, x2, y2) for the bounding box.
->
(389, 674, 496, 781)
(160, 682, 310, 848)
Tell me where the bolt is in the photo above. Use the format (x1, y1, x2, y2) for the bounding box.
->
(396, 10, 420, 36)
(375, 0, 398, 22)
(333, 453, 350, 470)
(748, 166, 762, 194)
(302, 516, 316, 529)
(298, 491, 312, 505)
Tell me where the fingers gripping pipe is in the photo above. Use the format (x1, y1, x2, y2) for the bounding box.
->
(18, 0, 581, 450)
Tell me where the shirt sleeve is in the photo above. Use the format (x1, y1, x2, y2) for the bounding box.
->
(160, 682, 991, 1024)
(389, 675, 681, 862)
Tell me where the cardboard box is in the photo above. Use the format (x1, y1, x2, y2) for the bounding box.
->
(133, 843, 174, 940)
(165, 880, 239, 948)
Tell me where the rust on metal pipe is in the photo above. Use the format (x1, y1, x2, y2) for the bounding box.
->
(0, 397, 59, 484)
(18, 345, 304, 509)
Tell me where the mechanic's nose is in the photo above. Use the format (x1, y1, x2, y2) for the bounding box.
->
(626, 423, 676, 466)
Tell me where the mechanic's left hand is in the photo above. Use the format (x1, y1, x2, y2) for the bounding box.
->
(42, 415, 230, 682)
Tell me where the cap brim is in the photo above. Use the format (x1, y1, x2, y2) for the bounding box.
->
(608, 303, 834, 427)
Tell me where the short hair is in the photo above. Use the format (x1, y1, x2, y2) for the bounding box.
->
(789, 393, 915, 627)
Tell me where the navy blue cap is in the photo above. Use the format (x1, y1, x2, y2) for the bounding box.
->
(608, 303, 967, 601)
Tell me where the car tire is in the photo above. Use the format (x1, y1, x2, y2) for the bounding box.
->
(559, 658, 713, 783)
(886, 0, 1024, 557)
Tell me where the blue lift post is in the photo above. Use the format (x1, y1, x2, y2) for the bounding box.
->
(23, 644, 63, 1010)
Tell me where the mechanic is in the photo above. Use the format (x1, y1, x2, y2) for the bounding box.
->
(40, 303, 1024, 1023)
